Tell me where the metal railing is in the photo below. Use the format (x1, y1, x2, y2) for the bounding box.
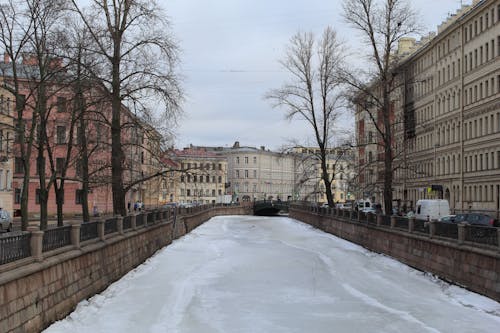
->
(104, 218, 118, 235)
(464, 225, 498, 246)
(43, 226, 71, 252)
(294, 203, 498, 248)
(413, 219, 428, 233)
(1, 205, 235, 267)
(80, 222, 99, 241)
(123, 216, 132, 231)
(380, 215, 391, 226)
(136, 213, 145, 227)
(394, 217, 409, 230)
(434, 222, 458, 240)
(0, 233, 31, 265)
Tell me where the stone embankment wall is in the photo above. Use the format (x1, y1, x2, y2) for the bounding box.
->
(290, 208, 500, 302)
(0, 206, 250, 333)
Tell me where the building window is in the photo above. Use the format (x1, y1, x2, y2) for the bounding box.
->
(14, 188, 21, 204)
(75, 159, 83, 178)
(253, 157, 257, 164)
(236, 170, 240, 178)
(14, 157, 24, 174)
(245, 156, 248, 164)
(57, 96, 66, 113)
(187, 189, 191, 197)
(56, 126, 66, 144)
(236, 157, 239, 164)
(245, 170, 248, 178)
(253, 170, 257, 178)
(56, 158, 65, 175)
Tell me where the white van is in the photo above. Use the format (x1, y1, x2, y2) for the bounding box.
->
(355, 199, 372, 211)
(415, 199, 450, 221)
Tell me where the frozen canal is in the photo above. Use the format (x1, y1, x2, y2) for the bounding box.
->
(45, 216, 500, 333)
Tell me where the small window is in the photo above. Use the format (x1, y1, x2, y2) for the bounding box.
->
(56, 126, 66, 144)
(56, 158, 65, 174)
(57, 96, 66, 113)
(15, 188, 21, 204)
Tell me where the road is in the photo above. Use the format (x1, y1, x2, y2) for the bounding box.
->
(44, 216, 500, 333)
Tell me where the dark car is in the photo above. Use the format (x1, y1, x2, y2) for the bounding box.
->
(453, 213, 498, 227)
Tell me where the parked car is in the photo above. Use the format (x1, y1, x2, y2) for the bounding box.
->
(453, 213, 498, 227)
(0, 209, 12, 232)
(438, 215, 456, 223)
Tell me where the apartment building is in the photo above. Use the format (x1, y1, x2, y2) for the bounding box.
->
(356, 0, 500, 213)
(1, 54, 163, 217)
(0, 81, 14, 215)
(223, 142, 297, 202)
(168, 148, 227, 205)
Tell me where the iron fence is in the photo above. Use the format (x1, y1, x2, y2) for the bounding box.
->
(464, 225, 498, 246)
(147, 212, 155, 224)
(351, 211, 358, 220)
(366, 213, 377, 225)
(358, 211, 366, 221)
(136, 213, 145, 227)
(123, 216, 132, 231)
(80, 222, 98, 241)
(434, 222, 458, 240)
(0, 233, 31, 265)
(394, 217, 409, 230)
(43, 226, 71, 252)
(104, 218, 118, 235)
(413, 219, 428, 233)
(380, 215, 391, 226)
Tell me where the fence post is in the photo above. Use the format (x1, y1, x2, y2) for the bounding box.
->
(390, 216, 396, 229)
(131, 213, 137, 230)
(457, 223, 466, 245)
(429, 221, 436, 238)
(70, 222, 81, 249)
(28, 227, 43, 262)
(376, 214, 382, 226)
(408, 217, 415, 233)
(97, 219, 105, 241)
(117, 216, 124, 235)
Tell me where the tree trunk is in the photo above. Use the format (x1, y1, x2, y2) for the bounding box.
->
(55, 185, 64, 226)
(383, 89, 393, 215)
(111, 48, 126, 216)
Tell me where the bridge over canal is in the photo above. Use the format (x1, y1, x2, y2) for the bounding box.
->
(253, 200, 289, 216)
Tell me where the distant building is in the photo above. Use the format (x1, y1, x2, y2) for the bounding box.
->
(292, 146, 356, 204)
(224, 142, 296, 202)
(168, 147, 227, 205)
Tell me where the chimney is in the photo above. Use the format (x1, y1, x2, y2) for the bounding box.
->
(3, 53, 10, 64)
(260, 146, 265, 151)
(233, 141, 240, 148)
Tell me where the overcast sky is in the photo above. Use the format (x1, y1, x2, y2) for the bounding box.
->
(166, 0, 470, 150)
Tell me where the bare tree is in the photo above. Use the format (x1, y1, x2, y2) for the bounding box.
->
(342, 0, 419, 214)
(70, 0, 183, 216)
(0, 0, 35, 230)
(266, 27, 344, 206)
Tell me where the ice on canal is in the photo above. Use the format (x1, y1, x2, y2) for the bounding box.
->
(44, 216, 500, 333)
